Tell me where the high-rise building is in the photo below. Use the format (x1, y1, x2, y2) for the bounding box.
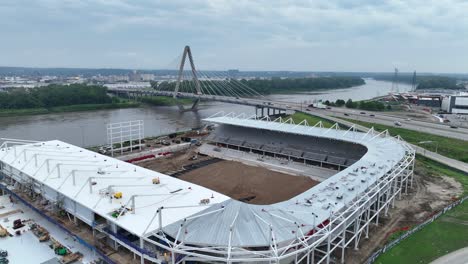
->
(129, 70, 141, 82)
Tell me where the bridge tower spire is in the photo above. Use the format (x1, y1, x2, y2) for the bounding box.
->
(174, 45, 202, 98)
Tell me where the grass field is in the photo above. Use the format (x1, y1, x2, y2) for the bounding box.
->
(289, 112, 336, 128)
(0, 102, 140, 117)
(337, 117, 468, 163)
(375, 156, 468, 263)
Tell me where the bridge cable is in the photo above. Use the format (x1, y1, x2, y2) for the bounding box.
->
(197, 70, 243, 98)
(202, 70, 255, 98)
(203, 69, 259, 98)
(195, 69, 233, 97)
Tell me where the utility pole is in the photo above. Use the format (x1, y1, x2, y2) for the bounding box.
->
(391, 68, 399, 93)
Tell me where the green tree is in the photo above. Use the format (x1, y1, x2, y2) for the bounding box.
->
(335, 99, 346, 107)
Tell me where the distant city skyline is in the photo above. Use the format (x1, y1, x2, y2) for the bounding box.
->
(1, 0, 468, 73)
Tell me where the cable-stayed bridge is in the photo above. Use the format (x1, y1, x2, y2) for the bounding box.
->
(107, 46, 288, 116)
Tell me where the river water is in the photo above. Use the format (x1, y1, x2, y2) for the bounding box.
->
(0, 79, 412, 147)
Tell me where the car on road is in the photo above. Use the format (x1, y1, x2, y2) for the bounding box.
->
(326, 107, 332, 109)
(360, 112, 366, 114)
(369, 114, 375, 117)
(450, 125, 458, 129)
(344, 113, 349, 116)
(394, 121, 402, 126)
(305, 108, 311, 111)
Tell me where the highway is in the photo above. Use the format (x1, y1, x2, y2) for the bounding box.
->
(325, 107, 468, 141)
(303, 111, 468, 174)
(265, 100, 468, 141)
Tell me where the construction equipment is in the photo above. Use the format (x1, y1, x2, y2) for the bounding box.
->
(0, 226, 8, 237)
(12, 219, 24, 230)
(113, 192, 122, 199)
(55, 247, 67, 256)
(199, 198, 210, 205)
(39, 233, 50, 242)
(31, 223, 51, 242)
(61, 252, 83, 264)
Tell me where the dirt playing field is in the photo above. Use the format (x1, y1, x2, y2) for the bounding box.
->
(138, 148, 212, 174)
(139, 151, 319, 205)
(179, 160, 319, 204)
(344, 164, 464, 264)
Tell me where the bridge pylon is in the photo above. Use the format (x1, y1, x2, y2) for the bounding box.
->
(174, 45, 202, 111)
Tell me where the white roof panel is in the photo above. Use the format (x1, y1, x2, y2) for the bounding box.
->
(0, 140, 229, 237)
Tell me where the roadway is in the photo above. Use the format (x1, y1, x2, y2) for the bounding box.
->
(430, 247, 468, 264)
(264, 100, 468, 141)
(325, 107, 468, 141)
(301, 111, 468, 174)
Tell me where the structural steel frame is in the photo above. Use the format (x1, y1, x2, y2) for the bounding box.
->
(106, 120, 144, 156)
(0, 113, 415, 264)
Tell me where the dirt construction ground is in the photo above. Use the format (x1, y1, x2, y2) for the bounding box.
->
(138, 148, 212, 174)
(179, 160, 319, 204)
(344, 165, 463, 264)
(138, 149, 319, 205)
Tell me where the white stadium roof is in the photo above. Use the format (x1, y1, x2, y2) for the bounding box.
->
(0, 114, 413, 249)
(0, 140, 229, 237)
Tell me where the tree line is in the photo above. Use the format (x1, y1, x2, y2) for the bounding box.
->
(151, 77, 366, 95)
(373, 75, 464, 90)
(324, 99, 390, 111)
(0, 84, 113, 109)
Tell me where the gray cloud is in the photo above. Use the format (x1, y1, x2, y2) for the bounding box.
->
(0, 0, 467, 72)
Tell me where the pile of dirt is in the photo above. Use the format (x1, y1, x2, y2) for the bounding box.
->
(179, 160, 319, 205)
(345, 169, 463, 264)
(138, 148, 211, 174)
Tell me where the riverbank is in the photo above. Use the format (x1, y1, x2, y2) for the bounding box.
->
(0, 102, 140, 117)
(139, 96, 193, 106)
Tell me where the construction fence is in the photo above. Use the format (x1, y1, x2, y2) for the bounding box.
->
(365, 195, 468, 264)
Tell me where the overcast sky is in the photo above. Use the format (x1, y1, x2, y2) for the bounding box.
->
(1, 0, 467, 72)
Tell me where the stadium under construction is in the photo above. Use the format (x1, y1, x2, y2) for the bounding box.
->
(0, 113, 415, 264)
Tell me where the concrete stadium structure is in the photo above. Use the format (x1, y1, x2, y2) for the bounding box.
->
(0, 113, 415, 264)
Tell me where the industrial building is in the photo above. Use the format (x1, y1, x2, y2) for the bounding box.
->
(0, 114, 414, 264)
(441, 94, 468, 114)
